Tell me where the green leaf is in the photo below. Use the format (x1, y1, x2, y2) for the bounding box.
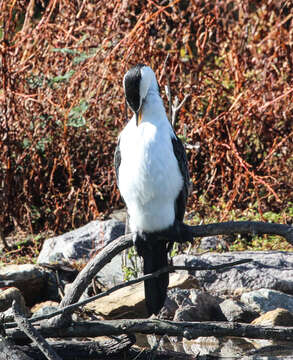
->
(50, 70, 75, 84)
(67, 99, 89, 127)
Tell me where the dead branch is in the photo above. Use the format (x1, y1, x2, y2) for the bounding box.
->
(10, 335, 135, 360)
(185, 221, 293, 245)
(6, 318, 293, 343)
(42, 221, 292, 328)
(12, 301, 62, 360)
(171, 94, 190, 127)
(3, 341, 195, 360)
(4, 258, 251, 329)
(46, 233, 133, 328)
(0, 334, 34, 360)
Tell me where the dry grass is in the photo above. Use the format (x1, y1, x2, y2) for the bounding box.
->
(0, 0, 292, 245)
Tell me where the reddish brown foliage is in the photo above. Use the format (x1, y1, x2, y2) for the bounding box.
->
(0, 0, 292, 236)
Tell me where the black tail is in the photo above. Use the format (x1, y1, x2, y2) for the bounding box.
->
(136, 233, 169, 316)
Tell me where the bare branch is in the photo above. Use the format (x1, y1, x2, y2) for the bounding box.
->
(4, 221, 289, 330)
(185, 221, 293, 245)
(4, 259, 251, 329)
(171, 94, 190, 127)
(12, 300, 62, 360)
(7, 318, 293, 343)
(35, 221, 292, 328)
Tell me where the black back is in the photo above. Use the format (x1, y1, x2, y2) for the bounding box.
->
(172, 135, 190, 222)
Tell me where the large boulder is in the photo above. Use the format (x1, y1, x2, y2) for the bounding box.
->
(37, 219, 125, 266)
(85, 273, 197, 318)
(241, 288, 293, 314)
(0, 264, 48, 305)
(173, 251, 293, 295)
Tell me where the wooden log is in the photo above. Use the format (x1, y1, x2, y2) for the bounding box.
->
(46, 220, 292, 328)
(0, 335, 34, 360)
(7, 319, 293, 343)
(9, 335, 135, 360)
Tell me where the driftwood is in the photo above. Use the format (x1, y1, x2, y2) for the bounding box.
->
(0, 335, 34, 360)
(4, 343, 197, 360)
(45, 220, 292, 328)
(4, 258, 251, 330)
(11, 301, 62, 360)
(6, 318, 293, 342)
(8, 335, 135, 360)
(2, 220, 293, 359)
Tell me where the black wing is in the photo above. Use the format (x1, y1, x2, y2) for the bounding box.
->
(171, 135, 190, 222)
(114, 138, 121, 187)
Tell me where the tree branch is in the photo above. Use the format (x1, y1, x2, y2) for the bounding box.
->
(37, 221, 292, 328)
(12, 301, 62, 360)
(4, 258, 251, 329)
(185, 221, 293, 245)
(7, 318, 293, 343)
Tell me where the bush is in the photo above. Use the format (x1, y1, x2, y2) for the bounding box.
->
(0, 0, 292, 236)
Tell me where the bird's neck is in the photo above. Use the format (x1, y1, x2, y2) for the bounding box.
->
(141, 88, 168, 125)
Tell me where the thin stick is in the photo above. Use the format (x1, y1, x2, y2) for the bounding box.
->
(12, 300, 62, 360)
(5, 259, 251, 328)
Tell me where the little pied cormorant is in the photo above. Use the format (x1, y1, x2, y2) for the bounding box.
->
(114, 64, 190, 316)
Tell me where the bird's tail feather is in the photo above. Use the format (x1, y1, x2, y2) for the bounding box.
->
(136, 233, 169, 316)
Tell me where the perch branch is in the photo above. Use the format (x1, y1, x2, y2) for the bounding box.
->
(12, 301, 62, 360)
(4, 259, 251, 329)
(42, 221, 292, 328)
(7, 318, 293, 342)
(185, 221, 293, 245)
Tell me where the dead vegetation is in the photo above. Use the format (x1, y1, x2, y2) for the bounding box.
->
(0, 0, 292, 242)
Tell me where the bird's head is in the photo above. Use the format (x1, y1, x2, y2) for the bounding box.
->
(123, 64, 158, 126)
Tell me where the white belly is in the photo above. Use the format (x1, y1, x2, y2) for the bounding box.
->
(118, 119, 183, 232)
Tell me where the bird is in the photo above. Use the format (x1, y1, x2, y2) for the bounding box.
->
(114, 64, 190, 316)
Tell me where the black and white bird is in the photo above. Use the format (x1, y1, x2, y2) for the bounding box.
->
(114, 64, 190, 316)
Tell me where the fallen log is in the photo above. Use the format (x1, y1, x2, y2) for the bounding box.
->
(10, 335, 135, 360)
(0, 335, 34, 360)
(7, 319, 293, 343)
(11, 300, 62, 360)
(45, 221, 292, 328)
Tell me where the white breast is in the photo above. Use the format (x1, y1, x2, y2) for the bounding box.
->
(118, 117, 183, 233)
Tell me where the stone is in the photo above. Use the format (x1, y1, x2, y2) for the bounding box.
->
(0, 287, 31, 317)
(241, 288, 293, 314)
(219, 298, 258, 322)
(251, 308, 293, 327)
(85, 273, 197, 318)
(183, 336, 220, 356)
(0, 264, 48, 305)
(31, 300, 59, 318)
(37, 219, 125, 266)
(198, 236, 228, 251)
(173, 251, 293, 296)
(162, 288, 223, 321)
(183, 337, 255, 358)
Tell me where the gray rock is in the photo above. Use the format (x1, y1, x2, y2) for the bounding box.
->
(31, 305, 58, 318)
(173, 251, 293, 296)
(198, 236, 228, 251)
(241, 288, 293, 314)
(164, 289, 224, 322)
(183, 336, 255, 358)
(0, 264, 48, 306)
(0, 287, 31, 318)
(183, 336, 221, 356)
(37, 219, 125, 266)
(219, 298, 258, 322)
(97, 252, 138, 288)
